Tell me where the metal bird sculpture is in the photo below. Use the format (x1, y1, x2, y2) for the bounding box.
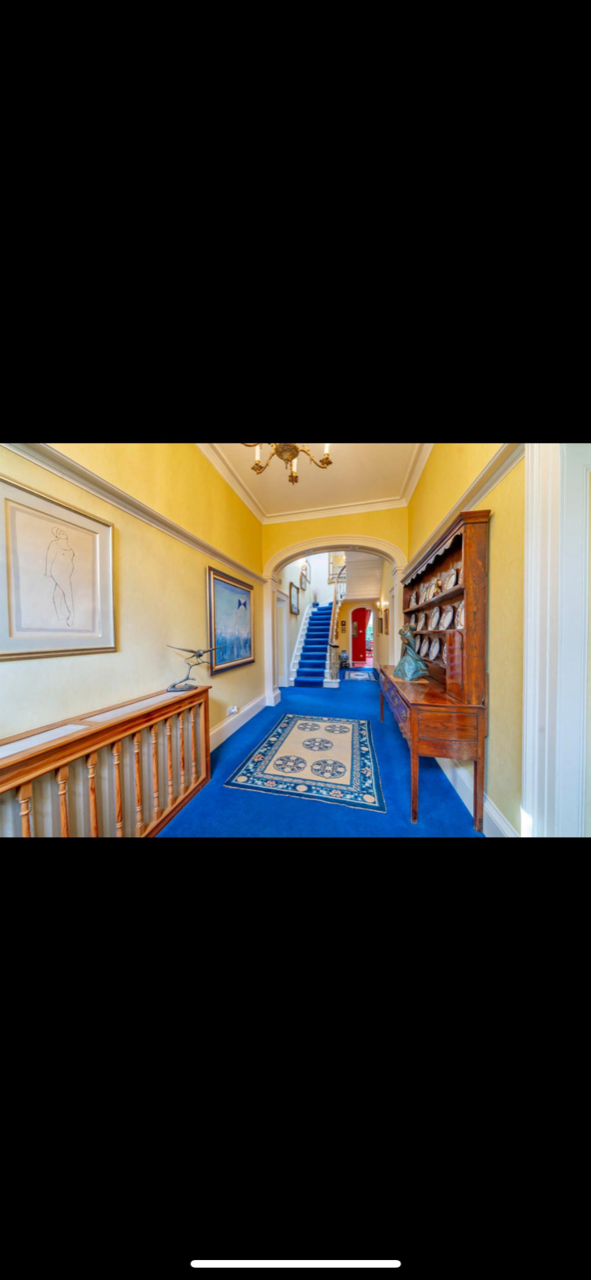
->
(167, 645, 218, 693)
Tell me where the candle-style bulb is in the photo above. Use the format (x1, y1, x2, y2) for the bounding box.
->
(255, 445, 261, 463)
(325, 443, 330, 456)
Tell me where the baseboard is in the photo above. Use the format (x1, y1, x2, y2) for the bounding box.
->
(436, 758, 520, 838)
(210, 695, 267, 752)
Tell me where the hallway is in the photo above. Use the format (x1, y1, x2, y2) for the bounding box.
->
(161, 681, 484, 839)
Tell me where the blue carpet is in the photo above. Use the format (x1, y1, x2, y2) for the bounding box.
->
(294, 602, 332, 687)
(159, 682, 485, 839)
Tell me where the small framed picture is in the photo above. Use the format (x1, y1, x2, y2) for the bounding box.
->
(300, 570, 307, 592)
(341, 619, 346, 631)
(378, 617, 384, 635)
(290, 583, 300, 616)
(302, 560, 311, 583)
(385, 608, 390, 636)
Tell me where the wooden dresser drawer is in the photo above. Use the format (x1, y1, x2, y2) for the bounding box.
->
(418, 711, 478, 743)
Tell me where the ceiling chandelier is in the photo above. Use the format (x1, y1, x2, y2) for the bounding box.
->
(241, 443, 333, 485)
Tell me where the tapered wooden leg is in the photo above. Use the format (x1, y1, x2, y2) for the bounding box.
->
(410, 714, 419, 824)
(190, 707, 198, 786)
(133, 732, 145, 837)
(179, 713, 187, 796)
(87, 753, 99, 838)
(18, 783, 33, 839)
(56, 766, 70, 838)
(198, 703, 207, 786)
(112, 742, 124, 838)
(151, 724, 162, 822)
(474, 758, 484, 833)
(166, 718, 176, 808)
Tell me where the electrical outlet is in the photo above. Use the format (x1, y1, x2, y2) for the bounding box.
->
(227, 706, 239, 717)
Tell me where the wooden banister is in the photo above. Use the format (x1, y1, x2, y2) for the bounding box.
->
(0, 687, 211, 839)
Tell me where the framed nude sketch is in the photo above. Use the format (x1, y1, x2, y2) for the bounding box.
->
(0, 476, 115, 661)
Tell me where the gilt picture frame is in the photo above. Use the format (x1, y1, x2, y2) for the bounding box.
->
(208, 567, 255, 676)
(290, 584, 300, 616)
(0, 475, 115, 661)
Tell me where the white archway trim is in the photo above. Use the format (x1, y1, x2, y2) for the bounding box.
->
(522, 443, 591, 838)
(263, 534, 406, 705)
(263, 534, 407, 580)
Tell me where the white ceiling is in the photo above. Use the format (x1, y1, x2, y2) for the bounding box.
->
(345, 553, 385, 601)
(197, 443, 433, 523)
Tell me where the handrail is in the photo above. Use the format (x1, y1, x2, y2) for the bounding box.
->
(0, 686, 211, 839)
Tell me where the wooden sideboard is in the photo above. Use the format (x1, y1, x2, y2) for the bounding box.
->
(380, 510, 490, 831)
(0, 686, 211, 839)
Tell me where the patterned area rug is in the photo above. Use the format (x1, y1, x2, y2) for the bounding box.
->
(226, 713, 386, 812)
(344, 670, 378, 681)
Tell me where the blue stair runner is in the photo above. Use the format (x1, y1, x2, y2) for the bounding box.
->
(294, 603, 333, 688)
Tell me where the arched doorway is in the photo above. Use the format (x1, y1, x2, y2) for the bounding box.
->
(351, 608, 372, 665)
(262, 534, 407, 706)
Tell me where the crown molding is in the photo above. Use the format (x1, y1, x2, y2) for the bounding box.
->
(197, 443, 431, 524)
(1, 443, 267, 584)
(401, 442, 434, 504)
(260, 496, 406, 524)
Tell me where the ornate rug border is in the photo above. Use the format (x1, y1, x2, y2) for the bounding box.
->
(225, 713, 387, 814)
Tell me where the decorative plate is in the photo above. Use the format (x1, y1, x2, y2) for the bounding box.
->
(456, 601, 465, 630)
(429, 606, 441, 631)
(416, 636, 422, 652)
(417, 612, 427, 633)
(410, 614, 417, 628)
(410, 591, 418, 608)
(427, 582, 438, 601)
(442, 643, 447, 664)
(440, 605, 455, 630)
(459, 568, 464, 586)
(419, 584, 429, 605)
(429, 638, 441, 661)
(445, 569, 458, 591)
(420, 638, 430, 658)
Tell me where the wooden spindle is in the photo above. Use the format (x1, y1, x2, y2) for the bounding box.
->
(179, 712, 186, 796)
(198, 701, 208, 786)
(87, 753, 99, 838)
(133, 732, 145, 837)
(151, 723, 162, 822)
(166, 718, 176, 809)
(56, 765, 70, 838)
(18, 782, 33, 839)
(111, 742, 124, 838)
(190, 707, 198, 786)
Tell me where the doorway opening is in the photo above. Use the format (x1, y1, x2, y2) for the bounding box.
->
(351, 608, 375, 668)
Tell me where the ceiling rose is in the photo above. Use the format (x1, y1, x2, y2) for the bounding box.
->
(241, 443, 333, 485)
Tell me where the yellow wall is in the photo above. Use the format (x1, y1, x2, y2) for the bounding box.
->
(409, 444, 503, 559)
(263, 507, 408, 569)
(0, 446, 265, 739)
(408, 447, 525, 833)
(49, 442, 264, 576)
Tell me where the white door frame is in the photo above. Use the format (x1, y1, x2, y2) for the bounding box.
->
(522, 442, 591, 837)
(276, 592, 290, 689)
(349, 607, 375, 666)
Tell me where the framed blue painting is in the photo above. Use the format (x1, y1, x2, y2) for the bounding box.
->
(208, 568, 255, 676)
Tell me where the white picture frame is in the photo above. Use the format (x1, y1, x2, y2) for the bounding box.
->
(0, 475, 116, 661)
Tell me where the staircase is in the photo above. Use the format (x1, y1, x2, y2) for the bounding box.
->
(294, 603, 333, 688)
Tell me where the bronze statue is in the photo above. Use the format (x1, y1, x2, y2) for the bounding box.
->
(392, 624, 428, 681)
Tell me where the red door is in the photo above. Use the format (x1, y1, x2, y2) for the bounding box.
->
(352, 608, 370, 664)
